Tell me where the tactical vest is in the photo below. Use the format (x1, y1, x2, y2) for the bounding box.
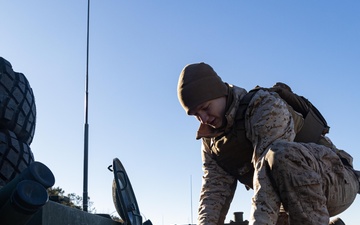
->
(205, 83, 330, 189)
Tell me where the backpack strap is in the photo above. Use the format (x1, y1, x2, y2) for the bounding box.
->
(235, 89, 258, 120)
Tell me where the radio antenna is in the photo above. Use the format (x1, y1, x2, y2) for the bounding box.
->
(190, 175, 193, 224)
(83, 0, 90, 212)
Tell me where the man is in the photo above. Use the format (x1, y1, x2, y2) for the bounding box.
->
(177, 62, 359, 225)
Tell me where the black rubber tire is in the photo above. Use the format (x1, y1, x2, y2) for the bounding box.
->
(0, 57, 37, 145)
(0, 129, 34, 187)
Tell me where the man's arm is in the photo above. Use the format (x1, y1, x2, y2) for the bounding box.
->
(244, 89, 296, 224)
(198, 142, 237, 225)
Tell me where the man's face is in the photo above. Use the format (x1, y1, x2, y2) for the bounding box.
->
(188, 96, 227, 129)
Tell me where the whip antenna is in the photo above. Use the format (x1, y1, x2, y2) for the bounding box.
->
(83, 0, 90, 212)
(190, 175, 193, 224)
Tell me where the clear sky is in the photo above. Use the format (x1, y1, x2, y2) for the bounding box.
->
(1, 1, 359, 225)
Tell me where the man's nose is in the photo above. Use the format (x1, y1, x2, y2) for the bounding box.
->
(197, 112, 208, 124)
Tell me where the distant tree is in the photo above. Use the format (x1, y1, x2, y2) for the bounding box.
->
(47, 186, 96, 213)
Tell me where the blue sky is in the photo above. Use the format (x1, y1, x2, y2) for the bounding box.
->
(1, 1, 359, 225)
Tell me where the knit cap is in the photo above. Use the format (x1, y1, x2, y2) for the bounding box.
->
(177, 62, 228, 114)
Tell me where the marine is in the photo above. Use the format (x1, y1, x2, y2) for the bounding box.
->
(177, 62, 360, 225)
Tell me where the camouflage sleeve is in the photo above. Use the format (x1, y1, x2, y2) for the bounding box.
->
(245, 89, 296, 163)
(198, 141, 237, 225)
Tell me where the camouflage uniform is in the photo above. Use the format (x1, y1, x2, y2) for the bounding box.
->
(198, 86, 359, 225)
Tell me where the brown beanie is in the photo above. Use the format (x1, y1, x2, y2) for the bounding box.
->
(177, 62, 228, 114)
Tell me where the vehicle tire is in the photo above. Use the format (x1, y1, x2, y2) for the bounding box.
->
(0, 129, 34, 187)
(0, 57, 36, 145)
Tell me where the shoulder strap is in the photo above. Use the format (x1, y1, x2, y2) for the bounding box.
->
(235, 89, 258, 120)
